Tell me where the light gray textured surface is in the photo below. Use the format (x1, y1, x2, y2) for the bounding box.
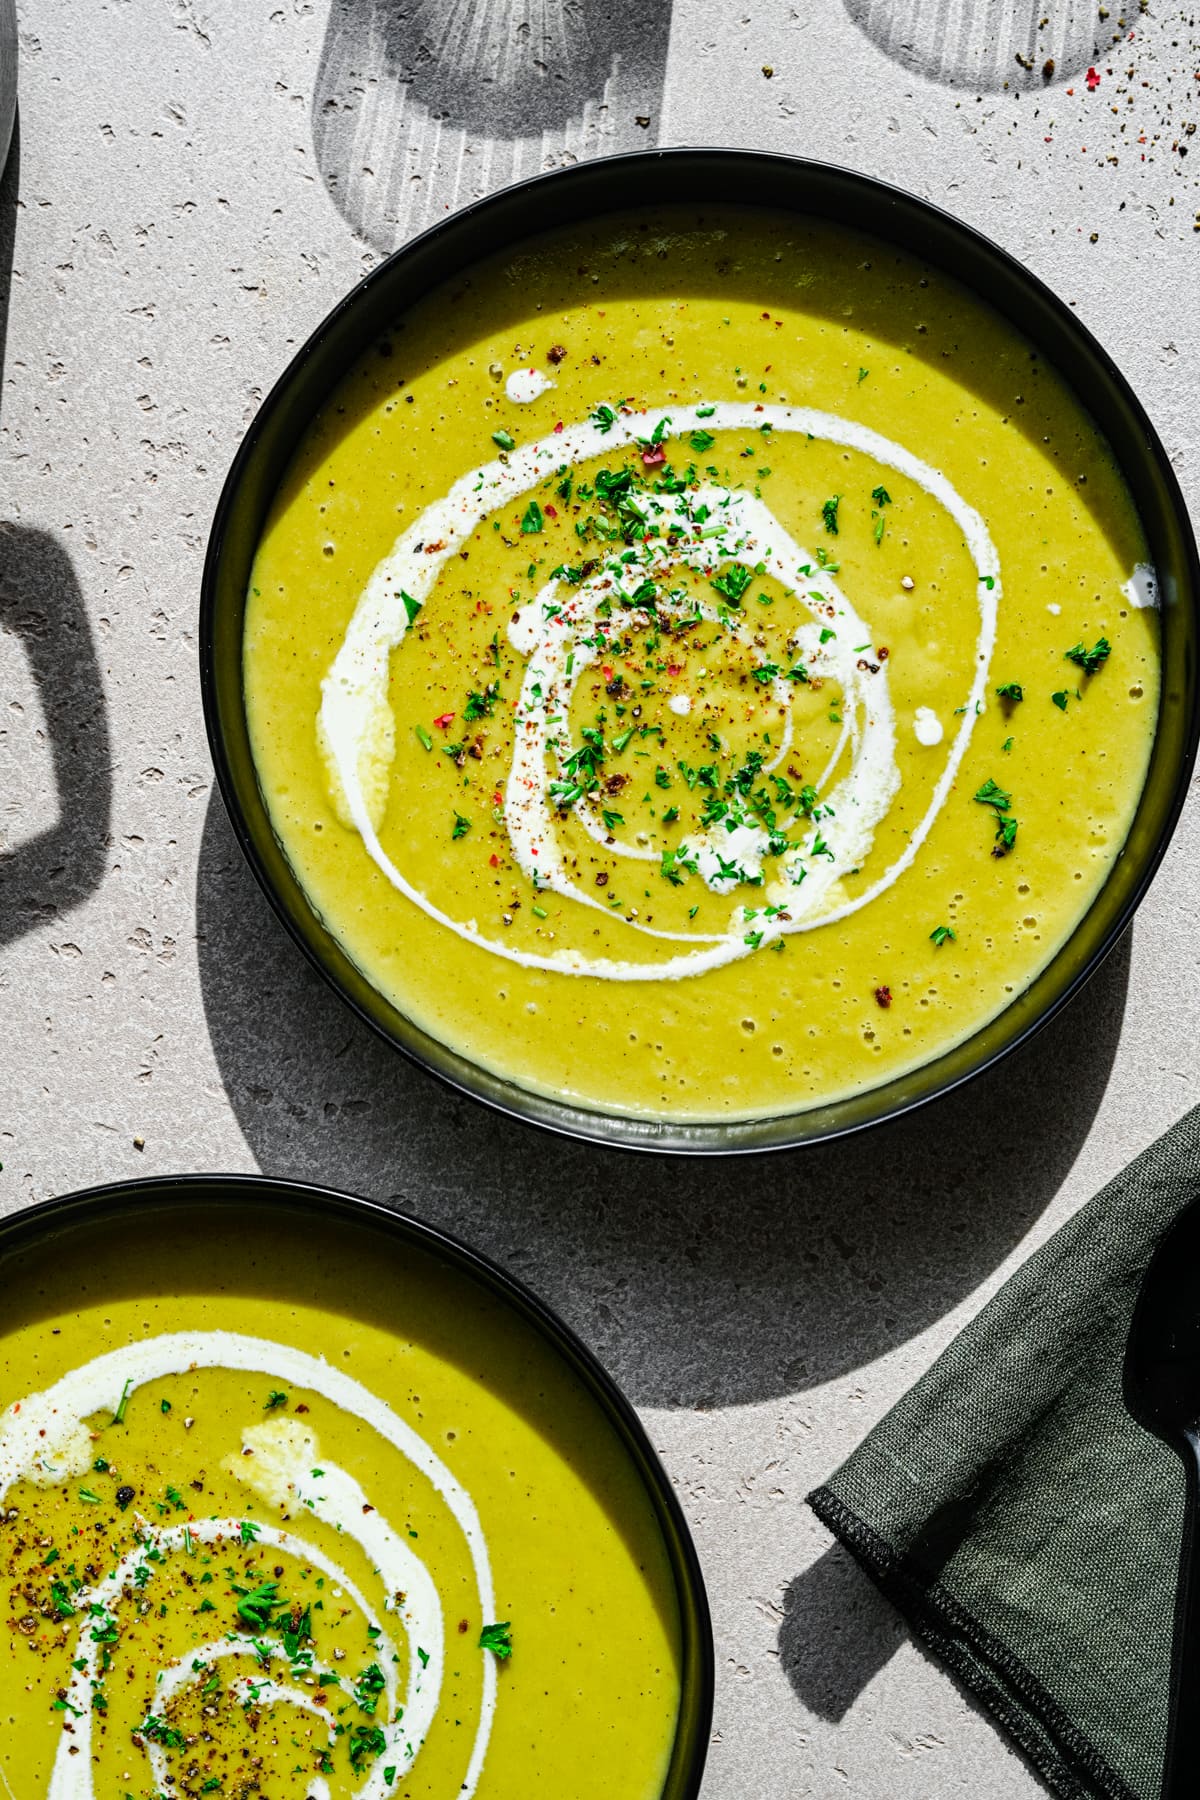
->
(2, 2, 1200, 1794)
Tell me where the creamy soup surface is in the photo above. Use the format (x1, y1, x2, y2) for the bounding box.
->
(0, 1206, 681, 1797)
(243, 208, 1159, 1121)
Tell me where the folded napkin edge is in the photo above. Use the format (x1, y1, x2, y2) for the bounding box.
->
(806, 1484, 1140, 1800)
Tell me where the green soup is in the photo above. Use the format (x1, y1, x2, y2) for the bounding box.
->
(0, 1203, 682, 1797)
(243, 207, 1159, 1121)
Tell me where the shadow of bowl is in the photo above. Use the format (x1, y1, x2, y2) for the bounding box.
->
(843, 0, 1111, 91)
(196, 786, 1132, 1409)
(312, 0, 673, 249)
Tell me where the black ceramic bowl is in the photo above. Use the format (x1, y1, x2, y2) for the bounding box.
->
(201, 149, 1200, 1154)
(0, 1173, 713, 1797)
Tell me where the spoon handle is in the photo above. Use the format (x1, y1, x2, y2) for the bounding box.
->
(1163, 1430, 1200, 1799)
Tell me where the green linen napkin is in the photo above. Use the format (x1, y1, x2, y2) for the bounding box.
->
(807, 1103, 1200, 1800)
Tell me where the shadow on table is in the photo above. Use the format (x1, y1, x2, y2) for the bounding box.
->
(0, 524, 112, 948)
(779, 1545, 907, 1722)
(196, 783, 1132, 1409)
(843, 0, 1113, 91)
(0, 125, 113, 950)
(312, 0, 673, 252)
(781, 1543, 1053, 1772)
(0, 111, 16, 420)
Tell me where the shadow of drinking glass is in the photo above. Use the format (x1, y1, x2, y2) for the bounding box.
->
(196, 782, 1131, 1410)
(312, 0, 674, 253)
(843, 0, 1113, 91)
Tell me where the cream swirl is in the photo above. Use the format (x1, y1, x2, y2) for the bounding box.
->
(0, 1333, 497, 1799)
(318, 403, 1002, 979)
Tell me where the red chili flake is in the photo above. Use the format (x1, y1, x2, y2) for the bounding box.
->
(667, 663, 682, 676)
(553, 421, 564, 434)
(641, 445, 667, 468)
(602, 665, 614, 682)
(493, 791, 502, 806)
(545, 504, 558, 519)
(874, 985, 892, 1009)
(489, 853, 499, 868)
(1086, 65, 1100, 89)
(434, 712, 455, 729)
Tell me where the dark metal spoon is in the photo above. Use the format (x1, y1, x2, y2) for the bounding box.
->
(1125, 1196, 1200, 1798)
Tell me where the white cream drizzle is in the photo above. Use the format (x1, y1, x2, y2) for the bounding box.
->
(0, 1332, 496, 1800)
(1124, 562, 1158, 609)
(505, 368, 555, 404)
(913, 706, 944, 747)
(318, 401, 1004, 981)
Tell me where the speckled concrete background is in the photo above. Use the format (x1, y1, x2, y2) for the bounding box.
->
(2, 2, 1199, 1794)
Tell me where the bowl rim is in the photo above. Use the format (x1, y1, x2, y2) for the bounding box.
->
(200, 146, 1200, 1156)
(0, 1170, 715, 1798)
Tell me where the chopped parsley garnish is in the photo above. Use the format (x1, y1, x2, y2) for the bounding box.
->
(1065, 636, 1111, 676)
(660, 844, 696, 886)
(590, 403, 617, 433)
(234, 1580, 279, 1630)
(491, 429, 515, 452)
(138, 1714, 186, 1751)
(265, 1389, 288, 1411)
(400, 589, 421, 627)
(930, 924, 956, 947)
(349, 1724, 390, 1772)
(974, 778, 1011, 812)
(112, 1379, 132, 1426)
(821, 495, 840, 535)
(520, 500, 543, 535)
(479, 1621, 513, 1659)
(463, 682, 499, 721)
(689, 428, 716, 453)
(415, 724, 432, 751)
(50, 1580, 76, 1618)
(995, 681, 1023, 703)
(451, 813, 472, 840)
(974, 778, 1018, 856)
(238, 1519, 260, 1545)
(354, 1662, 388, 1716)
(1051, 690, 1070, 711)
(710, 563, 752, 606)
